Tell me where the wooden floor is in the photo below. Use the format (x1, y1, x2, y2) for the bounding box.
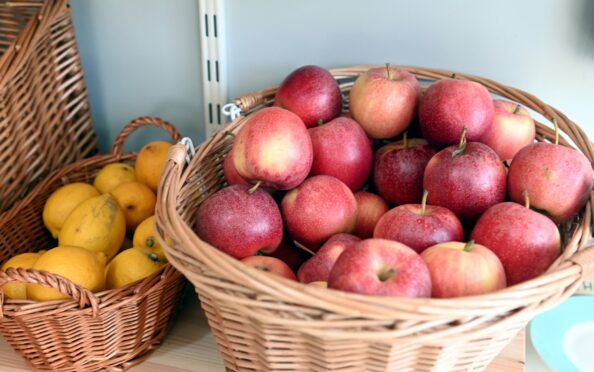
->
(0, 289, 525, 371)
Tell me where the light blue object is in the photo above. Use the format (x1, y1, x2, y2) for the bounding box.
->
(530, 296, 594, 372)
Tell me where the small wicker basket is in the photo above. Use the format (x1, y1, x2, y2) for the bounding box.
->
(0, 117, 185, 371)
(157, 65, 594, 371)
(0, 0, 95, 213)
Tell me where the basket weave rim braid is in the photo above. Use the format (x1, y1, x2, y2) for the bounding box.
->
(0, 116, 183, 371)
(156, 65, 594, 347)
(0, 0, 96, 213)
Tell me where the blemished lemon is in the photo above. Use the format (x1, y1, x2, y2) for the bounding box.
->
(134, 141, 172, 192)
(132, 215, 166, 261)
(42, 183, 100, 238)
(111, 181, 156, 231)
(27, 246, 106, 302)
(1, 251, 45, 299)
(93, 162, 136, 194)
(58, 194, 126, 260)
(105, 247, 165, 289)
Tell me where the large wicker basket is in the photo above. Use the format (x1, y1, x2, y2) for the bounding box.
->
(0, 117, 185, 371)
(157, 65, 594, 371)
(0, 0, 95, 213)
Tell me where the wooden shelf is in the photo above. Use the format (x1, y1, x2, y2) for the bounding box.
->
(0, 290, 525, 371)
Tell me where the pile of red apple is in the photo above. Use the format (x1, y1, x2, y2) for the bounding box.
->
(195, 64, 593, 299)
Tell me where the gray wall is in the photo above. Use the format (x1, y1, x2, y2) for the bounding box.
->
(70, 0, 594, 153)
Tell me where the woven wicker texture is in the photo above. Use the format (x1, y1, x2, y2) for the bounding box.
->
(0, 117, 185, 371)
(0, 0, 95, 213)
(157, 65, 594, 372)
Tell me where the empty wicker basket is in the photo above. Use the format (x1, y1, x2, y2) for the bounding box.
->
(157, 65, 594, 371)
(0, 117, 185, 371)
(0, 0, 95, 213)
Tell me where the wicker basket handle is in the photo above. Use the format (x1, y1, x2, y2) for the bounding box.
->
(0, 267, 100, 318)
(110, 116, 181, 156)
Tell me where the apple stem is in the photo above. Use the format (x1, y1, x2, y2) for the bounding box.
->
(463, 240, 474, 253)
(224, 130, 236, 138)
(553, 118, 559, 145)
(420, 190, 428, 215)
(378, 268, 395, 282)
(248, 180, 262, 194)
(317, 119, 324, 126)
(523, 189, 530, 209)
(513, 104, 522, 115)
(385, 63, 391, 80)
(403, 131, 408, 149)
(146, 237, 154, 248)
(293, 240, 315, 256)
(452, 126, 468, 157)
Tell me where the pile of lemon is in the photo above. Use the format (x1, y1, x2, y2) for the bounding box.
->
(2, 141, 173, 302)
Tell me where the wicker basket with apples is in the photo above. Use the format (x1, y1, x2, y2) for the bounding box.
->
(157, 65, 594, 371)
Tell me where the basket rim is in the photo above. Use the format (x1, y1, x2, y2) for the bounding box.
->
(156, 65, 594, 336)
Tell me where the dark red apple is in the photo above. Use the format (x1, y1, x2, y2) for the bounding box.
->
(297, 233, 360, 284)
(349, 65, 420, 139)
(308, 117, 373, 191)
(471, 201, 561, 285)
(423, 129, 507, 221)
(241, 256, 297, 281)
(508, 142, 593, 224)
(328, 239, 431, 298)
(223, 148, 248, 186)
(274, 65, 342, 128)
(374, 191, 464, 253)
(268, 239, 309, 273)
(420, 240, 506, 298)
(373, 137, 435, 205)
(281, 175, 357, 249)
(232, 107, 313, 190)
(419, 78, 494, 148)
(353, 191, 389, 239)
(195, 184, 283, 259)
(482, 100, 535, 161)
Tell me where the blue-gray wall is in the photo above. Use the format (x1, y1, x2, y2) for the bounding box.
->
(70, 0, 594, 156)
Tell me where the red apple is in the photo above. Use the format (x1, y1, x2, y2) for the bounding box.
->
(241, 256, 297, 281)
(353, 191, 389, 239)
(373, 137, 435, 205)
(274, 65, 342, 128)
(423, 129, 507, 221)
(481, 100, 535, 161)
(374, 191, 464, 253)
(308, 117, 373, 191)
(195, 184, 283, 259)
(420, 240, 506, 298)
(297, 233, 360, 284)
(508, 142, 593, 224)
(349, 65, 420, 139)
(281, 175, 357, 249)
(419, 78, 494, 148)
(328, 239, 431, 298)
(471, 201, 561, 285)
(232, 107, 313, 190)
(223, 148, 248, 186)
(268, 239, 309, 273)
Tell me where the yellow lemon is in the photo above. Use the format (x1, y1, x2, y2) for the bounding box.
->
(42, 183, 100, 238)
(1, 251, 45, 299)
(58, 194, 126, 260)
(135, 141, 172, 192)
(111, 182, 156, 231)
(105, 247, 165, 289)
(132, 215, 166, 261)
(27, 246, 106, 302)
(93, 162, 136, 194)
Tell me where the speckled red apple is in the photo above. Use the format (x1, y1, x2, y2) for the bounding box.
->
(241, 256, 297, 281)
(297, 233, 360, 284)
(232, 107, 313, 190)
(195, 185, 283, 259)
(353, 191, 389, 239)
(281, 175, 357, 249)
(274, 65, 342, 128)
(223, 148, 248, 186)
